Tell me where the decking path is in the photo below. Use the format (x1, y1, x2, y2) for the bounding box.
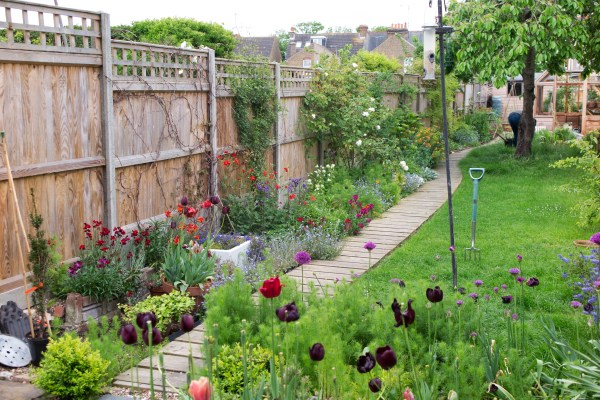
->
(113, 149, 470, 392)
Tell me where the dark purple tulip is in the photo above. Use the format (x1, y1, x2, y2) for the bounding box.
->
(368, 377, 382, 393)
(121, 324, 137, 345)
(356, 352, 376, 373)
(426, 286, 443, 303)
(489, 383, 498, 393)
(142, 327, 162, 346)
(170, 220, 177, 229)
(181, 314, 195, 332)
(136, 312, 157, 330)
(526, 277, 539, 287)
(392, 298, 415, 327)
(180, 196, 188, 206)
(375, 345, 397, 370)
(276, 302, 300, 323)
(309, 343, 325, 361)
(501, 295, 513, 304)
(210, 195, 220, 205)
(221, 206, 230, 215)
(584, 303, 594, 312)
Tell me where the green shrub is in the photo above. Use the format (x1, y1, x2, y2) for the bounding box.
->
(119, 290, 195, 335)
(213, 342, 278, 395)
(463, 109, 494, 142)
(32, 334, 110, 399)
(450, 124, 479, 147)
(553, 126, 576, 141)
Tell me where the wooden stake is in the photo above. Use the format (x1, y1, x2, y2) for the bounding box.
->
(1, 132, 30, 254)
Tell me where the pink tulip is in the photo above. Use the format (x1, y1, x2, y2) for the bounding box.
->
(188, 377, 211, 400)
(403, 387, 415, 400)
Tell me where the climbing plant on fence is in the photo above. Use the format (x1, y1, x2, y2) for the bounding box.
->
(230, 62, 278, 171)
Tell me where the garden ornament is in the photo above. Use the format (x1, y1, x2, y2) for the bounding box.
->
(465, 168, 485, 261)
(0, 334, 32, 367)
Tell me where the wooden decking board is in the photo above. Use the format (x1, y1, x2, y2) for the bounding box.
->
(113, 149, 469, 391)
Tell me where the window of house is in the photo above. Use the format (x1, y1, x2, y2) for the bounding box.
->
(302, 59, 312, 68)
(507, 81, 523, 96)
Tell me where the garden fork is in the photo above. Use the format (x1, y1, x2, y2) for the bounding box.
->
(465, 168, 485, 261)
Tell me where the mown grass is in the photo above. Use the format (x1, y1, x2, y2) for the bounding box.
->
(363, 141, 591, 346)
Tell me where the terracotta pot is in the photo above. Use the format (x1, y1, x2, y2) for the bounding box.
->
(186, 282, 211, 309)
(148, 280, 175, 296)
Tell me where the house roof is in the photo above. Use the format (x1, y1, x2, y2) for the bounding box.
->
(234, 36, 280, 61)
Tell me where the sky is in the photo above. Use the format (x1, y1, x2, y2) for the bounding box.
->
(36, 0, 439, 36)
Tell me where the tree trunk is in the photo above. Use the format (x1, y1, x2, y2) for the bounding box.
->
(516, 46, 536, 157)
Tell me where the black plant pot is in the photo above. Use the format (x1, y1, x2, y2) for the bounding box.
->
(27, 335, 49, 366)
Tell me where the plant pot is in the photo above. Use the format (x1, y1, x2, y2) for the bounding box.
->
(148, 280, 175, 297)
(186, 282, 211, 310)
(211, 239, 251, 267)
(27, 335, 49, 366)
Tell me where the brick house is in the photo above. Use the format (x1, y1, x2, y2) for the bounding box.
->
(285, 23, 415, 68)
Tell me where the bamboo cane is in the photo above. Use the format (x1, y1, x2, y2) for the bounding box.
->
(1, 132, 30, 253)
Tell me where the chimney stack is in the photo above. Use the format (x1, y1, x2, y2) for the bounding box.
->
(387, 23, 409, 40)
(358, 24, 368, 38)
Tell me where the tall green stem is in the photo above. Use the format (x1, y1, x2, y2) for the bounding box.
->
(402, 326, 418, 397)
(147, 321, 155, 400)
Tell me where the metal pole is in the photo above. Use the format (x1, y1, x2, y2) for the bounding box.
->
(434, 0, 458, 288)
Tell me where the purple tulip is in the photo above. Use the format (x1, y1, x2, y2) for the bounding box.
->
(375, 345, 397, 370)
(392, 298, 415, 327)
(180, 196, 188, 206)
(309, 343, 325, 361)
(121, 324, 137, 345)
(209, 195, 220, 205)
(142, 327, 162, 346)
(136, 312, 157, 330)
(501, 295, 513, 304)
(356, 352, 376, 373)
(221, 206, 230, 215)
(369, 377, 382, 393)
(276, 302, 300, 323)
(181, 314, 195, 333)
(426, 286, 443, 303)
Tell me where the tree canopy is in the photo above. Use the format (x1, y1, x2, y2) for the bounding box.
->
(447, 0, 597, 157)
(295, 21, 324, 34)
(111, 18, 237, 58)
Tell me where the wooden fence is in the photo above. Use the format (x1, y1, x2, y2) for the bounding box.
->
(0, 1, 425, 292)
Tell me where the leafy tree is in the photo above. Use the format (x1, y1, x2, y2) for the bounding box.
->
(371, 26, 389, 32)
(353, 50, 400, 73)
(447, 0, 594, 157)
(325, 26, 353, 33)
(295, 21, 324, 34)
(111, 18, 237, 58)
(275, 29, 290, 59)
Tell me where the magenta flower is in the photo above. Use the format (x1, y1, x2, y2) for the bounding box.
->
(509, 268, 521, 276)
(517, 276, 525, 284)
(501, 284, 508, 291)
(526, 277, 540, 287)
(571, 301, 582, 309)
(456, 300, 464, 307)
(590, 232, 600, 245)
(468, 293, 479, 302)
(511, 313, 519, 321)
(516, 254, 523, 262)
(493, 286, 499, 293)
(474, 279, 483, 287)
(449, 246, 455, 252)
(294, 251, 311, 265)
(364, 241, 376, 251)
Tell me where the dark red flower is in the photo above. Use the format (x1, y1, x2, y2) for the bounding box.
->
(181, 314, 195, 332)
(180, 196, 188, 206)
(392, 298, 415, 327)
(222, 206, 230, 215)
(426, 286, 444, 303)
(309, 343, 325, 361)
(369, 378, 382, 393)
(375, 345, 397, 370)
(210, 196, 220, 205)
(121, 324, 137, 345)
(142, 327, 162, 346)
(276, 302, 299, 322)
(185, 207, 198, 218)
(259, 276, 283, 298)
(356, 352, 376, 373)
(526, 277, 539, 287)
(136, 312, 157, 330)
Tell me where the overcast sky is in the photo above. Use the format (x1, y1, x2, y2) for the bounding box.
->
(36, 0, 439, 36)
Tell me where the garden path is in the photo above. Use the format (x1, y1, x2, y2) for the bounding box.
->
(113, 148, 470, 392)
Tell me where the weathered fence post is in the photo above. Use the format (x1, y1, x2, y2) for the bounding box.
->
(274, 63, 282, 177)
(207, 49, 218, 198)
(100, 13, 117, 229)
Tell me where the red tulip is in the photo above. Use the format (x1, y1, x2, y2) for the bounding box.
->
(259, 276, 283, 298)
(188, 377, 211, 400)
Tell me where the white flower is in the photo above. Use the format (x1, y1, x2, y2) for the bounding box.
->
(363, 133, 367, 137)
(403, 165, 409, 171)
(376, 125, 381, 130)
(368, 107, 375, 112)
(400, 160, 407, 167)
(356, 139, 362, 146)
(327, 178, 331, 182)
(306, 179, 312, 184)
(362, 111, 369, 117)
(311, 113, 316, 119)
(324, 72, 329, 76)
(331, 164, 335, 168)
(352, 63, 358, 68)
(370, 97, 375, 102)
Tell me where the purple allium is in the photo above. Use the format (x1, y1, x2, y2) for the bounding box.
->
(502, 295, 513, 304)
(470, 331, 478, 338)
(430, 274, 437, 281)
(474, 279, 483, 287)
(511, 313, 518, 321)
(571, 301, 582, 309)
(526, 277, 540, 287)
(456, 300, 464, 307)
(364, 241, 376, 251)
(590, 232, 600, 245)
(517, 276, 525, 284)
(493, 286, 499, 293)
(353, 272, 361, 279)
(449, 246, 455, 252)
(509, 268, 521, 276)
(457, 287, 466, 295)
(334, 278, 340, 284)
(501, 284, 508, 291)
(294, 251, 311, 265)
(484, 294, 490, 301)
(516, 254, 523, 262)
(469, 293, 479, 302)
